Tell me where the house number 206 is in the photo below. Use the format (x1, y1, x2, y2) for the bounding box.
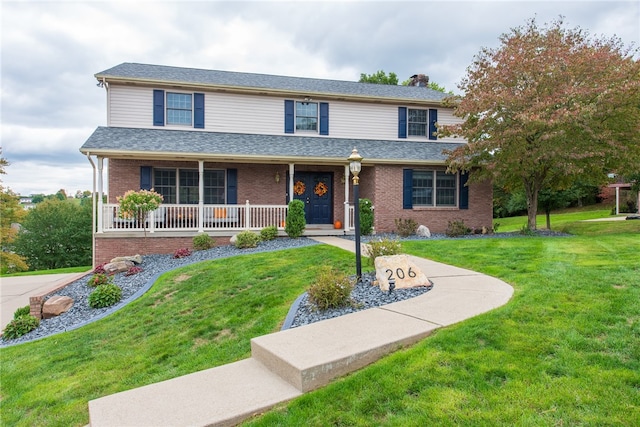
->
(385, 267, 416, 281)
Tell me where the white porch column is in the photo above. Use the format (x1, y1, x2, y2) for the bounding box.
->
(97, 157, 104, 233)
(288, 163, 295, 203)
(198, 160, 204, 232)
(344, 164, 350, 231)
(615, 186, 620, 215)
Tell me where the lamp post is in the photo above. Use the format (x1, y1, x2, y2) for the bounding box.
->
(348, 147, 363, 279)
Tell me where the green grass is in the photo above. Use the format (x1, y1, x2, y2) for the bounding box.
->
(494, 206, 620, 232)
(2, 217, 639, 426)
(0, 245, 354, 426)
(0, 266, 91, 278)
(244, 224, 640, 425)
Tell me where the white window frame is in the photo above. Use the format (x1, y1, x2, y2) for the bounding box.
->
(412, 169, 458, 207)
(295, 101, 318, 132)
(166, 92, 193, 126)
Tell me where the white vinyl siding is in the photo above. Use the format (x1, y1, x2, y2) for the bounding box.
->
(107, 84, 465, 143)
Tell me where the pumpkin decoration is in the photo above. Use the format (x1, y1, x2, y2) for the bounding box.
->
(334, 220, 342, 229)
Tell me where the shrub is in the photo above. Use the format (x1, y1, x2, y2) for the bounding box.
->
(125, 266, 143, 276)
(3, 315, 40, 339)
(307, 267, 354, 311)
(88, 283, 122, 309)
(87, 273, 112, 288)
(235, 231, 261, 249)
(445, 219, 471, 237)
(367, 238, 402, 266)
(173, 248, 191, 258)
(13, 305, 31, 319)
(394, 218, 418, 237)
(359, 198, 374, 235)
(0, 252, 29, 274)
(260, 225, 278, 241)
(519, 225, 536, 236)
(193, 233, 215, 250)
(285, 200, 306, 238)
(93, 262, 107, 274)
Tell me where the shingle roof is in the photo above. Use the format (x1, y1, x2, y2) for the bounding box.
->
(96, 63, 450, 103)
(80, 127, 463, 165)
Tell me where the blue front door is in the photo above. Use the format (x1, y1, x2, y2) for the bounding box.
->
(292, 172, 332, 224)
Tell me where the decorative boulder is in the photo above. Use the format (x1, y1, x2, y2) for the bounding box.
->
(42, 296, 74, 319)
(104, 260, 135, 274)
(110, 254, 142, 265)
(416, 225, 431, 238)
(374, 255, 430, 291)
(230, 234, 238, 244)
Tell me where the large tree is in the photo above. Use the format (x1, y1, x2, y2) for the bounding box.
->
(440, 17, 640, 229)
(359, 70, 399, 85)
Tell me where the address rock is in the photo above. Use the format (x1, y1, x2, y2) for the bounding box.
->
(42, 296, 74, 319)
(374, 255, 430, 291)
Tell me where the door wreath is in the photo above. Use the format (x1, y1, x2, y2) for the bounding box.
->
(293, 180, 306, 196)
(314, 182, 328, 197)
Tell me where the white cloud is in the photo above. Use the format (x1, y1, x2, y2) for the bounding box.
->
(1, 0, 638, 196)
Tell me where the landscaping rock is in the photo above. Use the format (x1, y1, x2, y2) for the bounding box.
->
(230, 234, 238, 244)
(42, 296, 74, 319)
(416, 225, 431, 238)
(374, 255, 430, 291)
(110, 254, 142, 265)
(104, 260, 135, 274)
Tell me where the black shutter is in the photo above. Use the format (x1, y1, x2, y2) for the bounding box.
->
(227, 169, 238, 204)
(398, 107, 407, 138)
(194, 93, 205, 128)
(428, 108, 438, 140)
(153, 90, 164, 126)
(319, 102, 329, 135)
(140, 166, 152, 190)
(284, 100, 294, 133)
(459, 171, 469, 209)
(402, 169, 413, 209)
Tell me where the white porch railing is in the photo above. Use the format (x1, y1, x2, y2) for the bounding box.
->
(99, 201, 356, 233)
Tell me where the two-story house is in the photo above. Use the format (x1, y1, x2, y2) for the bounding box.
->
(80, 63, 492, 264)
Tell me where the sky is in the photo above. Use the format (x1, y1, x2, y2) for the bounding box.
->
(1, 0, 639, 197)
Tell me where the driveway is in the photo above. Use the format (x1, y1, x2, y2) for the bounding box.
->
(1, 273, 88, 330)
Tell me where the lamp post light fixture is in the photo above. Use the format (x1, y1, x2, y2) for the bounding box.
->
(348, 147, 363, 279)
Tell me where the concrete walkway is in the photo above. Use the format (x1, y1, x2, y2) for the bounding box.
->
(88, 237, 514, 427)
(0, 273, 88, 330)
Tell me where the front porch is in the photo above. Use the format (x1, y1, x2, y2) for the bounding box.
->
(97, 201, 356, 235)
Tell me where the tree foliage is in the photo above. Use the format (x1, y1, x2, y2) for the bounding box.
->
(440, 17, 640, 229)
(359, 70, 399, 85)
(12, 199, 92, 270)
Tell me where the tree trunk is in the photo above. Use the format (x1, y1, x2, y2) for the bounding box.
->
(523, 178, 539, 231)
(545, 209, 551, 230)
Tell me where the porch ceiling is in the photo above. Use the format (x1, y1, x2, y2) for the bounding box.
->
(80, 127, 463, 166)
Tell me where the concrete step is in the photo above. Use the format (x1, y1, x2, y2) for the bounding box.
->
(251, 307, 440, 393)
(88, 358, 302, 427)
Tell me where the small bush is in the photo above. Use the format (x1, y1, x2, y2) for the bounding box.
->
(445, 219, 471, 237)
(193, 233, 215, 251)
(13, 305, 31, 319)
(307, 267, 354, 311)
(394, 218, 418, 237)
(88, 283, 122, 308)
(367, 238, 402, 266)
(359, 198, 374, 235)
(93, 262, 107, 274)
(285, 199, 306, 238)
(3, 315, 40, 339)
(235, 231, 261, 249)
(173, 248, 192, 258)
(260, 226, 278, 241)
(0, 252, 29, 274)
(519, 225, 536, 236)
(87, 273, 112, 288)
(125, 266, 143, 276)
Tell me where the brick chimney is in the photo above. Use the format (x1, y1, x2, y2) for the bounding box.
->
(408, 74, 429, 87)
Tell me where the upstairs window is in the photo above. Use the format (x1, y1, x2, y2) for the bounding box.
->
(408, 109, 428, 137)
(166, 93, 193, 125)
(296, 102, 318, 131)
